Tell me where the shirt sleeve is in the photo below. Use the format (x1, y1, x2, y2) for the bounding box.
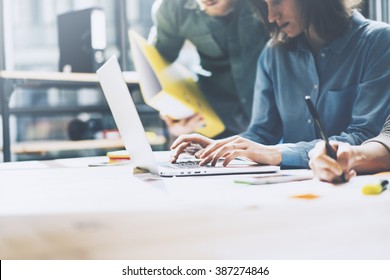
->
(150, 0, 185, 62)
(363, 115, 390, 151)
(240, 46, 284, 144)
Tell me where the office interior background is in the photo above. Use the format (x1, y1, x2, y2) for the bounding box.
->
(0, 0, 388, 161)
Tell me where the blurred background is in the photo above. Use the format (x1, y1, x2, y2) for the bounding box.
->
(0, 0, 387, 161)
(2, 0, 155, 71)
(0, 0, 161, 161)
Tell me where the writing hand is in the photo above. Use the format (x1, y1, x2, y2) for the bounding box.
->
(309, 141, 356, 183)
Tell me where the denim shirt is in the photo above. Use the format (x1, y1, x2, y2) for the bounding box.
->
(241, 11, 390, 168)
(152, 0, 269, 136)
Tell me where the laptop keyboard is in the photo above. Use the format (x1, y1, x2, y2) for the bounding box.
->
(160, 161, 207, 169)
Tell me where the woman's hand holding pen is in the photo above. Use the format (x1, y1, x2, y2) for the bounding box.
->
(309, 141, 360, 183)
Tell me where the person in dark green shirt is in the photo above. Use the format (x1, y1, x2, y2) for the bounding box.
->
(150, 0, 269, 138)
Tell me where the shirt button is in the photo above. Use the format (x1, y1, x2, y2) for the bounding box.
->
(307, 118, 313, 124)
(314, 84, 319, 90)
(320, 53, 326, 58)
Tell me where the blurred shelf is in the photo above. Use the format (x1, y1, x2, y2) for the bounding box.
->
(0, 70, 139, 84)
(10, 104, 156, 116)
(9, 134, 166, 155)
(0, 70, 145, 162)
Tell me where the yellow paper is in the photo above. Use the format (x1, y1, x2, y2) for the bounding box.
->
(129, 30, 225, 138)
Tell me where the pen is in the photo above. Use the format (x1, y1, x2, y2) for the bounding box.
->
(305, 96, 347, 183)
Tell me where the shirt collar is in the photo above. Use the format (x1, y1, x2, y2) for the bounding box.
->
(328, 10, 369, 54)
(184, 0, 200, 10)
(184, 0, 242, 16)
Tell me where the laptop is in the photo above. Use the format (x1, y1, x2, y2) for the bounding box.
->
(97, 56, 280, 177)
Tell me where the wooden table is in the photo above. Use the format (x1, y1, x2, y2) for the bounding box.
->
(1, 153, 389, 259)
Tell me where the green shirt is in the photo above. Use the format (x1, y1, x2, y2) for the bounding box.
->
(152, 0, 269, 136)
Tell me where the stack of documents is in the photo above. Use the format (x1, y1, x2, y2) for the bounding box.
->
(106, 150, 130, 163)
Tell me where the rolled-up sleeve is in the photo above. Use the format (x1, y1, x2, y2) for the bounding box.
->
(363, 116, 390, 151)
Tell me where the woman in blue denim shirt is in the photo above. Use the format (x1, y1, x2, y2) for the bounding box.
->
(170, 0, 390, 169)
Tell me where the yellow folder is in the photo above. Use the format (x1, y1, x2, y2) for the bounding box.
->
(129, 30, 225, 138)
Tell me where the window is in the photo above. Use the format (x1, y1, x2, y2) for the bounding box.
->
(2, 0, 154, 71)
(368, 0, 390, 22)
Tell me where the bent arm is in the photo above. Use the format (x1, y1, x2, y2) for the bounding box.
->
(241, 47, 283, 144)
(352, 142, 390, 173)
(355, 116, 390, 173)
